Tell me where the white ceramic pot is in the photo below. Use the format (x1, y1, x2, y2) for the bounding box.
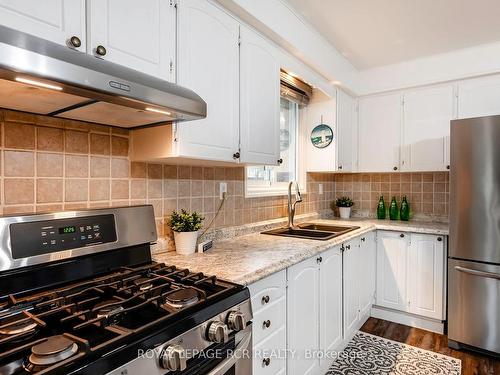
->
(174, 230, 199, 255)
(339, 207, 352, 219)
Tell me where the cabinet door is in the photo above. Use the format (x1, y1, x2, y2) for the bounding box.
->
(319, 246, 342, 371)
(359, 232, 376, 315)
(0, 0, 85, 51)
(358, 93, 402, 172)
(408, 234, 445, 320)
(239, 26, 280, 165)
(458, 74, 500, 119)
(402, 85, 454, 171)
(376, 231, 409, 311)
(88, 0, 175, 81)
(176, 0, 240, 162)
(287, 257, 320, 375)
(343, 239, 360, 339)
(337, 89, 356, 172)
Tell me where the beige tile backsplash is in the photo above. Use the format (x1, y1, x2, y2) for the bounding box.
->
(0, 109, 449, 252)
(333, 172, 449, 221)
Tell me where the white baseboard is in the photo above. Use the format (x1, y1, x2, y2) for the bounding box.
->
(370, 305, 444, 334)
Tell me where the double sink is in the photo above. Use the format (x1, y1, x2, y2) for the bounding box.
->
(262, 223, 360, 241)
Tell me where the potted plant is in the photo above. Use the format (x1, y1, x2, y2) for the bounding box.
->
(168, 209, 204, 255)
(334, 196, 354, 219)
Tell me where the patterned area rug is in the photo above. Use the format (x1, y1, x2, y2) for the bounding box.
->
(327, 331, 461, 375)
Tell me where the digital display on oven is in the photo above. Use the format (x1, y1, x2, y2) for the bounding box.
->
(59, 225, 76, 234)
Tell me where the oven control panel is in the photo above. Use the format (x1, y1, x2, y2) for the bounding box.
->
(9, 214, 117, 259)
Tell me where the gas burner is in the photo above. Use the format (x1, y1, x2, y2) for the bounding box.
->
(0, 320, 37, 336)
(93, 299, 124, 319)
(164, 288, 200, 310)
(134, 277, 153, 291)
(24, 335, 78, 372)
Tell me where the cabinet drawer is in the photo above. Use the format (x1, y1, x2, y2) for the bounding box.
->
(253, 326, 286, 375)
(253, 295, 286, 345)
(249, 271, 286, 315)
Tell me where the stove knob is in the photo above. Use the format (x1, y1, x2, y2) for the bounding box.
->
(160, 344, 187, 371)
(207, 321, 229, 343)
(227, 311, 246, 331)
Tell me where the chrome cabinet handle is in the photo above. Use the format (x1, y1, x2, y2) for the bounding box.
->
(68, 36, 81, 48)
(454, 266, 500, 280)
(95, 45, 107, 56)
(261, 295, 270, 304)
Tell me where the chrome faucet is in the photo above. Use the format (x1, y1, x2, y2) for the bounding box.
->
(287, 181, 302, 228)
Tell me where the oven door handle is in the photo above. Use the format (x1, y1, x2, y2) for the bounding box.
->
(205, 330, 252, 375)
(454, 266, 500, 280)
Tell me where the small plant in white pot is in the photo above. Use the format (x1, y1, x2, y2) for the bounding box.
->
(168, 209, 204, 255)
(334, 196, 354, 219)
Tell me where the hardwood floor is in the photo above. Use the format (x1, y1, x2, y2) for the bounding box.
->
(360, 318, 500, 375)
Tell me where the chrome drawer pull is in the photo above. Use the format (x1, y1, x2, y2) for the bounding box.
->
(261, 295, 270, 304)
(455, 266, 500, 280)
(263, 320, 271, 329)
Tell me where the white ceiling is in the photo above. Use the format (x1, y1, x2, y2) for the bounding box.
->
(285, 0, 500, 70)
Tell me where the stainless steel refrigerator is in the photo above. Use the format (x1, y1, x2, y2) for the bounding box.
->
(449, 115, 500, 355)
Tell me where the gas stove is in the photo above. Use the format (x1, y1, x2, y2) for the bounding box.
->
(0, 206, 252, 375)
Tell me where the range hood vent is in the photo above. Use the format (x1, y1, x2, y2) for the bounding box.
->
(0, 25, 206, 128)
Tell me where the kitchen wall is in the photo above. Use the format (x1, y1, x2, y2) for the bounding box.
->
(0, 109, 334, 252)
(332, 172, 449, 221)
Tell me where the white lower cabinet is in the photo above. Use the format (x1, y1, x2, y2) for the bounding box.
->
(376, 231, 446, 320)
(319, 247, 343, 372)
(248, 271, 287, 375)
(359, 232, 377, 316)
(287, 246, 343, 375)
(249, 230, 446, 375)
(342, 233, 376, 341)
(287, 256, 320, 375)
(376, 231, 409, 311)
(408, 234, 445, 319)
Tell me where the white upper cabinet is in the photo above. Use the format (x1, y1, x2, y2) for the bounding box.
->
(287, 257, 320, 375)
(358, 92, 402, 172)
(239, 26, 280, 165)
(376, 231, 409, 311)
(176, 0, 240, 162)
(0, 0, 86, 51)
(408, 234, 445, 320)
(402, 85, 454, 172)
(336, 89, 357, 172)
(88, 0, 175, 81)
(458, 74, 500, 119)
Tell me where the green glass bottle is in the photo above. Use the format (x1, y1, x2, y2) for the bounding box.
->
(400, 195, 410, 221)
(389, 196, 399, 220)
(376, 196, 386, 219)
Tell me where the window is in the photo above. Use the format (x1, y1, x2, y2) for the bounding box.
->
(246, 97, 300, 196)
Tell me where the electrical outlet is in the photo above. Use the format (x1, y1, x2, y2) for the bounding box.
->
(319, 183, 324, 195)
(219, 182, 227, 199)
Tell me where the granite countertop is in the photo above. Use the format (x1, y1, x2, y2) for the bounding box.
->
(153, 219, 448, 286)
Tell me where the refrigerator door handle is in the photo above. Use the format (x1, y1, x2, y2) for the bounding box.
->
(454, 266, 500, 280)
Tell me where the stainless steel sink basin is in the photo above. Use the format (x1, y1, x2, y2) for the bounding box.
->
(297, 223, 360, 236)
(261, 223, 360, 241)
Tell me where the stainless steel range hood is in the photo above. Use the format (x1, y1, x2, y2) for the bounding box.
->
(0, 25, 206, 128)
